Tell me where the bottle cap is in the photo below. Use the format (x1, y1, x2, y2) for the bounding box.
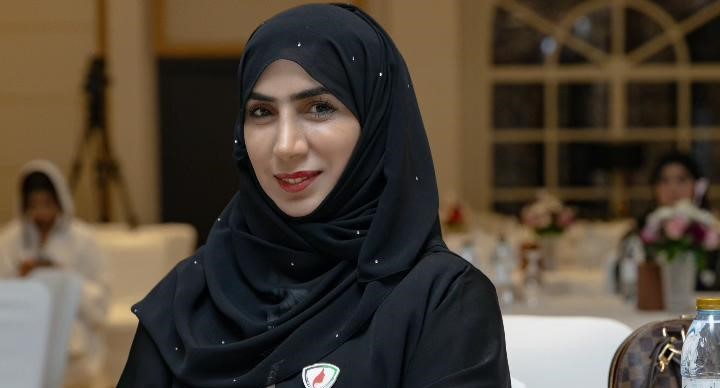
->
(697, 297, 720, 310)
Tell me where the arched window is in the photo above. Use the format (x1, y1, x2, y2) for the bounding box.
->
(466, 0, 720, 218)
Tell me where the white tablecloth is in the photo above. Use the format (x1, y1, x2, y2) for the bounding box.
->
(500, 268, 709, 328)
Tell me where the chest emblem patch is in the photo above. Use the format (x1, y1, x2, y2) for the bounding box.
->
(302, 363, 340, 388)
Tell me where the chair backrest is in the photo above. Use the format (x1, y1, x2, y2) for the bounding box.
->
(99, 232, 168, 302)
(511, 376, 527, 388)
(30, 270, 84, 388)
(137, 223, 197, 271)
(503, 315, 632, 388)
(0, 280, 51, 388)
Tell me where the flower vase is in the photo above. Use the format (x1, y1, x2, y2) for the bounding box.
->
(637, 261, 664, 311)
(538, 235, 559, 270)
(659, 251, 696, 313)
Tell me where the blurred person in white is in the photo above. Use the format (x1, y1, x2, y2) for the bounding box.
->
(0, 160, 109, 387)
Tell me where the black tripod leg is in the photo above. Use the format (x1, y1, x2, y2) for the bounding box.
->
(105, 159, 139, 227)
(69, 124, 96, 191)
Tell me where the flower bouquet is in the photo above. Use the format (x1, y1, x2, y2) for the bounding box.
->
(520, 192, 575, 269)
(443, 202, 468, 234)
(521, 191, 575, 236)
(640, 200, 720, 311)
(640, 200, 720, 264)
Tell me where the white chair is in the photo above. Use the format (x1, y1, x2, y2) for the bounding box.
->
(503, 315, 632, 388)
(98, 232, 168, 384)
(90, 223, 195, 383)
(100, 232, 168, 302)
(511, 377, 527, 388)
(137, 223, 197, 271)
(0, 280, 52, 388)
(91, 222, 197, 274)
(30, 270, 84, 388)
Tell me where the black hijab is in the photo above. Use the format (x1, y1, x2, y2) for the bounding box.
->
(132, 4, 444, 386)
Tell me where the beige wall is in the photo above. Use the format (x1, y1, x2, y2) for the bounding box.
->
(106, 0, 160, 224)
(379, 0, 462, 204)
(0, 0, 97, 222)
(162, 0, 338, 46)
(459, 0, 494, 211)
(0, 0, 160, 224)
(0, 0, 466, 224)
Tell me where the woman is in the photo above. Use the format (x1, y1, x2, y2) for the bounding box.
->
(0, 160, 109, 387)
(119, 4, 510, 387)
(648, 152, 717, 290)
(650, 152, 709, 210)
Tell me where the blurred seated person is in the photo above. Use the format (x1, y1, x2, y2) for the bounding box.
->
(614, 152, 715, 295)
(648, 152, 717, 291)
(0, 160, 109, 387)
(650, 152, 709, 212)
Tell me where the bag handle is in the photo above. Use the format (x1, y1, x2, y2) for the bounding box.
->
(648, 325, 686, 386)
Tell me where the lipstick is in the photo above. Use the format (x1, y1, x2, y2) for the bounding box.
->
(274, 171, 321, 193)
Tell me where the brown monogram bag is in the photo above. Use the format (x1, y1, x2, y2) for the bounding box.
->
(608, 318, 692, 388)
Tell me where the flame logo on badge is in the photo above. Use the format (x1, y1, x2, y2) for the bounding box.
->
(302, 363, 340, 388)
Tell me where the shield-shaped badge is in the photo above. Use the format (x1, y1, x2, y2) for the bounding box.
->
(301, 363, 340, 388)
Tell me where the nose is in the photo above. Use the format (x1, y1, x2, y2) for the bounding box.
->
(273, 111, 308, 161)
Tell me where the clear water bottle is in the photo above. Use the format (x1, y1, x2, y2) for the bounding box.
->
(459, 238, 476, 266)
(523, 248, 541, 308)
(492, 236, 516, 305)
(681, 297, 720, 387)
(618, 235, 643, 302)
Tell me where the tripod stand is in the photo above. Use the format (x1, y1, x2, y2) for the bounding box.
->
(69, 56, 138, 227)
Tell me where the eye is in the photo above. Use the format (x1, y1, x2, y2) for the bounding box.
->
(308, 101, 337, 119)
(248, 106, 273, 118)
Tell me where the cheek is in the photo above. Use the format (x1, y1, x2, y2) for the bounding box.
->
(244, 131, 271, 170)
(319, 142, 355, 176)
(681, 182, 695, 196)
(337, 141, 356, 168)
(322, 123, 360, 170)
(655, 185, 671, 201)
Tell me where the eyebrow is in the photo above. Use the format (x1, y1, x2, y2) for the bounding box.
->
(248, 86, 331, 102)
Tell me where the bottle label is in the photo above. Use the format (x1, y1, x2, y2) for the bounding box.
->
(683, 378, 720, 387)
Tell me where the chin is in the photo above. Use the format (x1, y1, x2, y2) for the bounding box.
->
(277, 198, 321, 218)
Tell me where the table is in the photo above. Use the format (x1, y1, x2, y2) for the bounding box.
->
(500, 268, 717, 328)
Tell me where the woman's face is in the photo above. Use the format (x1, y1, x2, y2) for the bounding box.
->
(244, 60, 361, 217)
(26, 190, 60, 232)
(655, 163, 695, 206)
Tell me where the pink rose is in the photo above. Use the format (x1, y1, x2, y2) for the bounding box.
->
(641, 225, 660, 244)
(704, 230, 720, 251)
(521, 208, 533, 226)
(522, 206, 550, 229)
(664, 216, 689, 240)
(557, 208, 575, 228)
(535, 213, 552, 229)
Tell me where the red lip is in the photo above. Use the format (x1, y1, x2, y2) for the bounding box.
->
(274, 171, 321, 193)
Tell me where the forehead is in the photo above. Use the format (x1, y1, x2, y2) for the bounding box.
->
(661, 163, 692, 178)
(251, 59, 322, 96)
(27, 191, 56, 202)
